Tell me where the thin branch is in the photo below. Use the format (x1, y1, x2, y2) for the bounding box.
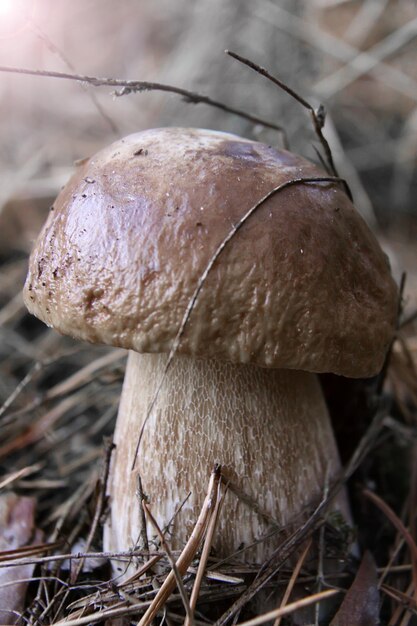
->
(137, 466, 221, 626)
(225, 50, 344, 189)
(70, 438, 114, 583)
(315, 471, 330, 626)
(46, 350, 126, 401)
(320, 114, 375, 225)
(0, 362, 42, 418)
(0, 549, 161, 569)
(143, 501, 194, 626)
(226, 50, 311, 111)
(222, 477, 281, 529)
(363, 489, 417, 604)
(0, 541, 62, 563)
(0, 463, 42, 492)
(136, 474, 150, 553)
(163, 492, 192, 536)
(236, 589, 340, 626)
(131, 175, 346, 470)
(0, 65, 284, 136)
(274, 539, 312, 626)
(49, 601, 154, 626)
(185, 478, 223, 626)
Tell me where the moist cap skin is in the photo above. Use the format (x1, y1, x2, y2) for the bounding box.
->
(24, 127, 398, 377)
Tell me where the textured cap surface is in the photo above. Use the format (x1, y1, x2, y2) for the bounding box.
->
(24, 127, 397, 377)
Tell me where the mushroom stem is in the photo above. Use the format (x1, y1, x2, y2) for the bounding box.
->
(104, 351, 347, 569)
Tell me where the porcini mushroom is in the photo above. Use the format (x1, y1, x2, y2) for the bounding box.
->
(23, 128, 397, 565)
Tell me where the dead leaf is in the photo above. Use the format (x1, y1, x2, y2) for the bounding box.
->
(330, 551, 379, 626)
(0, 493, 42, 624)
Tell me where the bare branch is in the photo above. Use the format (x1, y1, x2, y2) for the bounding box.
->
(138, 466, 221, 626)
(70, 438, 114, 584)
(225, 50, 342, 186)
(0, 65, 284, 136)
(236, 589, 340, 626)
(143, 500, 194, 626)
(185, 478, 223, 626)
(226, 50, 312, 112)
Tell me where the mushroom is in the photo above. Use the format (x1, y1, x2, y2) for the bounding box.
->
(23, 127, 397, 566)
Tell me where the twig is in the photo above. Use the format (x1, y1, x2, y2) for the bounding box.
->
(384, 582, 416, 624)
(0, 541, 62, 563)
(274, 539, 312, 626)
(236, 589, 340, 626)
(0, 463, 42, 492)
(137, 466, 221, 626)
(319, 114, 375, 225)
(0, 65, 284, 136)
(210, 528, 281, 570)
(0, 391, 89, 460)
(1, 349, 123, 428)
(45, 350, 126, 401)
(49, 601, 154, 626)
(131, 175, 346, 469)
(214, 512, 324, 626)
(185, 477, 223, 626)
(0, 549, 162, 569)
(378, 531, 406, 590)
(142, 500, 194, 626)
(117, 554, 163, 587)
(187, 567, 243, 585)
(222, 477, 281, 529)
(136, 474, 150, 553)
(163, 492, 192, 537)
(26, 477, 96, 620)
(225, 50, 341, 184)
(70, 438, 115, 583)
(315, 471, 330, 626)
(363, 489, 417, 604)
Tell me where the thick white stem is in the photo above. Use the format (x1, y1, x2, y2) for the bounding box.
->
(104, 352, 347, 569)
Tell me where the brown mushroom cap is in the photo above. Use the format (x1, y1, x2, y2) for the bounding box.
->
(24, 127, 397, 377)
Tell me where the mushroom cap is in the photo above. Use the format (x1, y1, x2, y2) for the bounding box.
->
(24, 127, 397, 377)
